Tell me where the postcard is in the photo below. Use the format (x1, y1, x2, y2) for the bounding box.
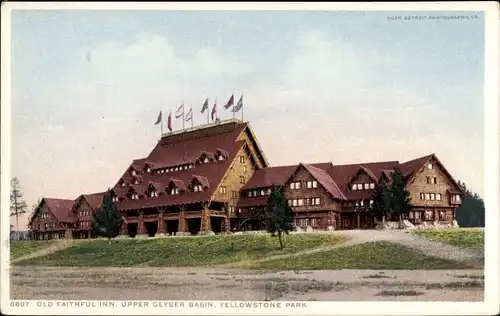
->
(1, 1, 499, 315)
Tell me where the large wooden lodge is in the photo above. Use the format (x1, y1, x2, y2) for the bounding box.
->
(29, 119, 464, 240)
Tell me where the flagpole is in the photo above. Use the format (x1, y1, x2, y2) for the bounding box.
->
(207, 97, 210, 124)
(191, 105, 194, 128)
(241, 92, 244, 122)
(182, 101, 185, 131)
(160, 110, 163, 136)
(232, 92, 235, 119)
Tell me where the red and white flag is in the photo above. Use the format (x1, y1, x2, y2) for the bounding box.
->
(224, 94, 234, 109)
(211, 99, 217, 121)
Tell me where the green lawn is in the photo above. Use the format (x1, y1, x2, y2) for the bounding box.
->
(10, 240, 58, 260)
(240, 241, 474, 270)
(14, 234, 345, 267)
(412, 228, 484, 250)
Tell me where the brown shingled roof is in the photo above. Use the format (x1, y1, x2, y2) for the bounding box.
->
(44, 198, 76, 223)
(82, 192, 105, 210)
(113, 121, 250, 210)
(302, 164, 346, 200)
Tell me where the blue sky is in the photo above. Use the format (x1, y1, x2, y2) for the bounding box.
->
(10, 9, 485, 228)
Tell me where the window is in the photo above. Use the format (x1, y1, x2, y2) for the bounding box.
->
(360, 200, 364, 206)
(260, 189, 265, 196)
(364, 183, 369, 190)
(288, 200, 292, 206)
(146, 167, 151, 173)
(420, 193, 425, 200)
(451, 194, 461, 203)
(433, 177, 437, 184)
(220, 186, 227, 195)
(247, 191, 252, 197)
(218, 155, 225, 161)
(170, 188, 179, 195)
(425, 193, 430, 200)
(243, 165, 247, 173)
(427, 163, 433, 169)
(292, 199, 298, 207)
(231, 191, 238, 199)
(415, 212, 421, 220)
(193, 185, 203, 192)
(290, 181, 301, 190)
(352, 184, 358, 191)
(436, 193, 442, 201)
(267, 188, 272, 195)
(312, 181, 318, 188)
(315, 198, 320, 205)
(426, 177, 432, 184)
(439, 211, 446, 221)
(131, 170, 136, 176)
(240, 176, 245, 184)
(369, 183, 375, 189)
(310, 218, 318, 227)
(239, 156, 245, 164)
(121, 182, 126, 187)
(430, 193, 435, 201)
(369, 200, 374, 206)
(298, 199, 304, 206)
(229, 206, 235, 213)
(424, 210, 434, 220)
(409, 212, 414, 219)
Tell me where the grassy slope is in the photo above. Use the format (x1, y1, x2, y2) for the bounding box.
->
(412, 229, 484, 250)
(241, 241, 474, 270)
(14, 234, 345, 267)
(10, 240, 58, 260)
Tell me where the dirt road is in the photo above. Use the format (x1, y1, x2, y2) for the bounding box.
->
(10, 266, 484, 301)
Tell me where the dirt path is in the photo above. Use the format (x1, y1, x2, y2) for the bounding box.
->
(10, 266, 484, 301)
(11, 240, 86, 264)
(227, 230, 484, 267)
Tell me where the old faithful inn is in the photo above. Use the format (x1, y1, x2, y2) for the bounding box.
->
(29, 119, 464, 239)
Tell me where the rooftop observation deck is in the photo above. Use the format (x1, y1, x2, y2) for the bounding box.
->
(160, 118, 245, 139)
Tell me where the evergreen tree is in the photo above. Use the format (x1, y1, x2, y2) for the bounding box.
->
(91, 189, 123, 243)
(266, 188, 294, 249)
(10, 177, 28, 231)
(455, 181, 485, 227)
(388, 169, 412, 227)
(371, 180, 392, 224)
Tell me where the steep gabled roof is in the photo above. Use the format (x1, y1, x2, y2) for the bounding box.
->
(301, 164, 346, 200)
(326, 160, 400, 200)
(398, 153, 434, 180)
(114, 120, 255, 210)
(43, 198, 76, 223)
(191, 174, 210, 188)
(82, 192, 105, 210)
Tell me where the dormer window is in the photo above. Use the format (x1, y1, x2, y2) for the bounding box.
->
(203, 157, 209, 163)
(131, 193, 138, 200)
(248, 191, 253, 197)
(112, 196, 119, 202)
(131, 170, 136, 176)
(121, 182, 126, 187)
(218, 155, 225, 161)
(149, 191, 158, 198)
(369, 183, 375, 189)
(352, 184, 358, 191)
(170, 188, 180, 195)
(193, 184, 203, 192)
(133, 179, 139, 185)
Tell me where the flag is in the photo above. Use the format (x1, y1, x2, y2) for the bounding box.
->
(185, 108, 193, 121)
(175, 104, 184, 118)
(231, 94, 243, 113)
(211, 99, 217, 121)
(167, 112, 172, 132)
(224, 94, 234, 109)
(201, 97, 209, 113)
(154, 111, 162, 125)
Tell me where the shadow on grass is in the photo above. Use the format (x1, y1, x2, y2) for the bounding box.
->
(376, 290, 424, 297)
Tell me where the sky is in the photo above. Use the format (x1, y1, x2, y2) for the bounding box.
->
(9, 9, 485, 230)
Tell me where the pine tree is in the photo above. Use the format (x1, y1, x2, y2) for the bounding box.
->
(91, 189, 123, 243)
(371, 180, 392, 224)
(266, 188, 294, 249)
(388, 169, 412, 228)
(10, 177, 28, 231)
(455, 181, 485, 227)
